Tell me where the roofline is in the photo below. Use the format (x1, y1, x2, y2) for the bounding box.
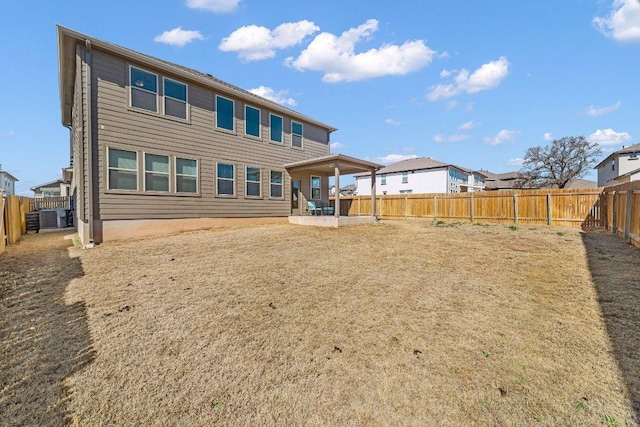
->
(57, 25, 337, 132)
(30, 179, 69, 191)
(0, 171, 19, 182)
(355, 162, 481, 177)
(594, 144, 640, 169)
(284, 153, 383, 172)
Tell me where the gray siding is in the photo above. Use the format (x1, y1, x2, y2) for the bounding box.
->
(88, 48, 331, 220)
(72, 44, 87, 221)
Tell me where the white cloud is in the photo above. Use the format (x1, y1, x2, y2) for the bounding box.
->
(0, 130, 15, 137)
(154, 27, 204, 47)
(376, 154, 418, 164)
(593, 0, 640, 42)
(459, 120, 480, 130)
(330, 142, 346, 149)
(543, 132, 553, 141)
(445, 100, 458, 110)
(286, 19, 435, 83)
(507, 158, 524, 166)
(585, 100, 621, 117)
(220, 21, 319, 61)
(464, 102, 475, 112)
(385, 118, 401, 126)
(433, 134, 470, 143)
(483, 129, 519, 146)
(440, 69, 453, 78)
(588, 128, 633, 146)
(427, 57, 510, 101)
(248, 86, 297, 106)
(186, 0, 240, 13)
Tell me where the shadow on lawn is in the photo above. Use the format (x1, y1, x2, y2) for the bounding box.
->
(582, 230, 640, 423)
(0, 231, 94, 427)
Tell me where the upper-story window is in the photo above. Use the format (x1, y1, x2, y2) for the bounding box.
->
(130, 66, 158, 113)
(630, 153, 638, 160)
(163, 78, 187, 120)
(402, 172, 408, 184)
(270, 114, 283, 144)
(612, 161, 615, 171)
(216, 96, 235, 131)
(381, 174, 387, 185)
(291, 121, 303, 148)
(245, 105, 261, 138)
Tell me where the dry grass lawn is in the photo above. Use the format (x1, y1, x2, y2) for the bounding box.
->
(4, 221, 638, 426)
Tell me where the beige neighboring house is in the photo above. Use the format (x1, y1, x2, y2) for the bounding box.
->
(57, 26, 379, 245)
(595, 143, 640, 186)
(31, 179, 70, 198)
(0, 166, 18, 196)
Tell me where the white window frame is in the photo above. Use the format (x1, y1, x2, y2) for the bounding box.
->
(143, 152, 170, 193)
(269, 170, 284, 199)
(245, 166, 262, 198)
(107, 147, 138, 191)
(244, 104, 261, 139)
(216, 162, 236, 196)
(402, 171, 408, 184)
(269, 113, 283, 144)
(381, 174, 387, 185)
(310, 175, 321, 200)
(215, 95, 235, 132)
(162, 77, 188, 120)
(129, 65, 158, 113)
(175, 157, 199, 194)
(291, 120, 303, 149)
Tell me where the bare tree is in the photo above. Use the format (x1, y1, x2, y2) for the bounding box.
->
(519, 136, 602, 189)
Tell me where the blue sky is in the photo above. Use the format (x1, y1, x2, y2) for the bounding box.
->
(2, 0, 640, 195)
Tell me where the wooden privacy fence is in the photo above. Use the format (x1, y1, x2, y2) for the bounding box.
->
(336, 188, 605, 227)
(602, 181, 640, 248)
(1, 194, 32, 253)
(30, 196, 71, 210)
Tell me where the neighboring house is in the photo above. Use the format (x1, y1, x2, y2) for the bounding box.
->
(355, 157, 486, 195)
(58, 26, 378, 244)
(595, 143, 640, 187)
(0, 166, 18, 196)
(482, 171, 524, 190)
(329, 183, 357, 196)
(31, 179, 70, 198)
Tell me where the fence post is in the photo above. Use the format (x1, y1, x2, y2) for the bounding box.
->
(358, 197, 361, 216)
(612, 191, 617, 235)
(379, 195, 383, 218)
(624, 189, 633, 243)
(470, 193, 474, 222)
(404, 195, 408, 219)
(513, 194, 518, 224)
(547, 194, 552, 226)
(433, 196, 437, 221)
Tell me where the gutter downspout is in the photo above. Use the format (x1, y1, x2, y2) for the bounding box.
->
(84, 39, 95, 248)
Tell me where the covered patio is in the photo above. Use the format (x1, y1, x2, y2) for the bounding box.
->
(284, 154, 382, 227)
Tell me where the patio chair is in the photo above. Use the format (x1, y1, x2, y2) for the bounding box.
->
(307, 201, 322, 215)
(320, 202, 334, 216)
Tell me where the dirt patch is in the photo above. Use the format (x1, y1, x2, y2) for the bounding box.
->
(0, 230, 94, 427)
(56, 221, 638, 426)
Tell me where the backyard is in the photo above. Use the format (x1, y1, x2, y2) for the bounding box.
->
(1, 221, 639, 426)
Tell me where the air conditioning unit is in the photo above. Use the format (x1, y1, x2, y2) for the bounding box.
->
(39, 209, 68, 228)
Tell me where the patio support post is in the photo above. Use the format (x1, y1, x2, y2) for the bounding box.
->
(371, 168, 377, 218)
(334, 162, 340, 218)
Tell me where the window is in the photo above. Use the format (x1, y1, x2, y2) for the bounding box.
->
(270, 171, 283, 198)
(216, 96, 235, 131)
(630, 153, 638, 160)
(176, 158, 198, 193)
(291, 121, 303, 148)
(108, 148, 138, 190)
(245, 105, 261, 138)
(164, 78, 187, 119)
(402, 171, 408, 184)
(145, 153, 169, 192)
(381, 174, 387, 185)
(130, 66, 158, 112)
(217, 163, 235, 196)
(612, 161, 615, 171)
(270, 114, 283, 143)
(399, 190, 413, 194)
(246, 167, 261, 197)
(311, 175, 321, 200)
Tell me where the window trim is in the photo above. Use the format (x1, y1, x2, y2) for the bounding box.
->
(310, 175, 321, 200)
(162, 76, 188, 120)
(269, 170, 284, 199)
(244, 104, 261, 139)
(129, 65, 158, 113)
(215, 95, 235, 132)
(402, 171, 408, 184)
(143, 152, 170, 193)
(175, 157, 199, 194)
(291, 120, 303, 149)
(107, 147, 139, 191)
(381, 174, 387, 185)
(245, 166, 262, 198)
(216, 162, 236, 197)
(269, 113, 284, 144)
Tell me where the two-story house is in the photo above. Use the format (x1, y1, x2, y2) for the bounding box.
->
(31, 179, 71, 198)
(58, 26, 379, 245)
(0, 166, 18, 196)
(355, 157, 486, 195)
(595, 143, 640, 187)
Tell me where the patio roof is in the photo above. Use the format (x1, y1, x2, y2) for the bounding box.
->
(284, 153, 383, 175)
